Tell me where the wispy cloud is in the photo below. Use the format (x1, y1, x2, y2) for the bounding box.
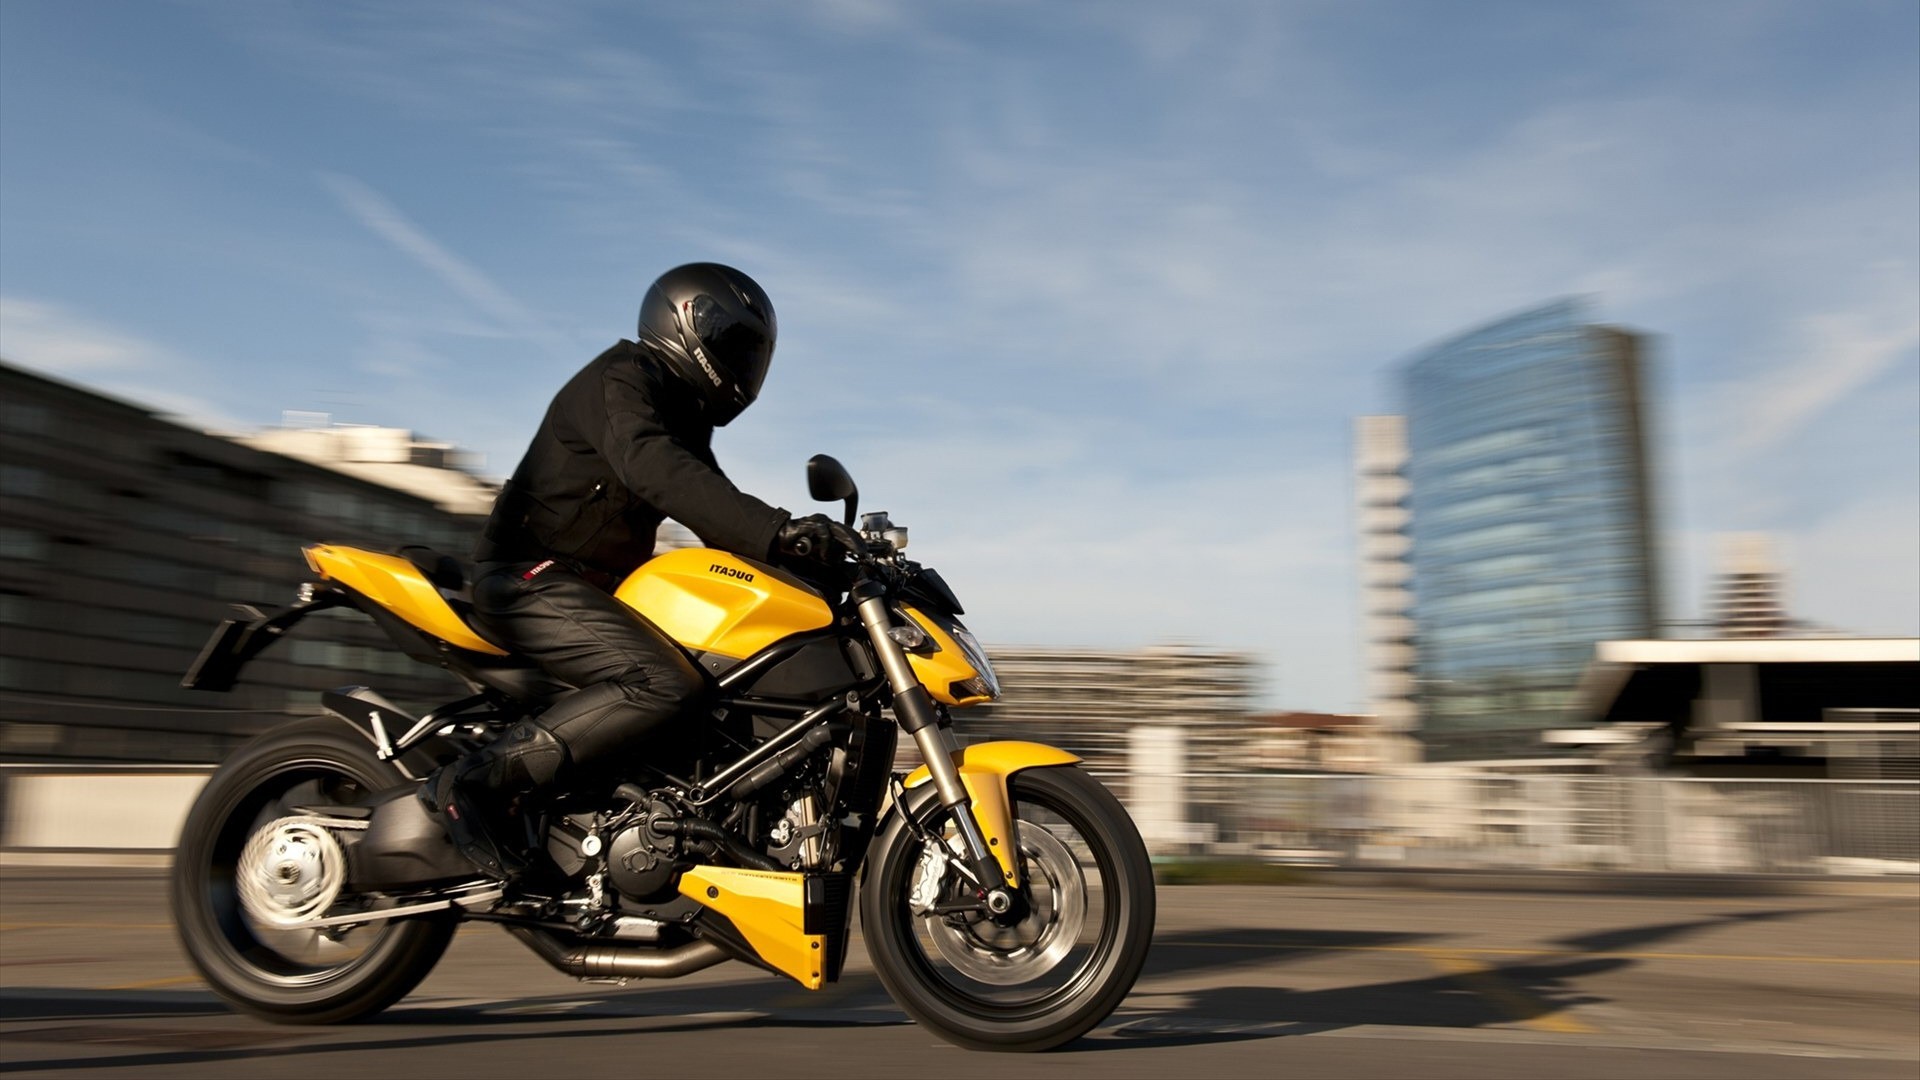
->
(0, 295, 162, 373)
(319, 172, 579, 363)
(1720, 268, 1920, 458)
(0, 295, 251, 431)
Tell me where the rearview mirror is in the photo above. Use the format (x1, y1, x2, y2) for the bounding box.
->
(806, 454, 859, 527)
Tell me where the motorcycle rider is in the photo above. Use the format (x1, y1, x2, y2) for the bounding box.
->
(421, 263, 837, 881)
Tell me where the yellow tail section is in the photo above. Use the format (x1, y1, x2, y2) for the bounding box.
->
(614, 548, 831, 659)
(303, 545, 508, 656)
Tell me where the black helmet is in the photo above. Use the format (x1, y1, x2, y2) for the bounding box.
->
(636, 263, 777, 426)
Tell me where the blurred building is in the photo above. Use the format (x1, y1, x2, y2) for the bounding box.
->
(1353, 415, 1419, 764)
(0, 360, 492, 764)
(1239, 711, 1377, 773)
(1385, 297, 1660, 761)
(1565, 637, 1920, 779)
(953, 643, 1260, 776)
(239, 414, 499, 517)
(1710, 533, 1791, 638)
(952, 642, 1263, 853)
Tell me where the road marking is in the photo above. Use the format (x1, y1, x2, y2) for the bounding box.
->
(1423, 950, 1598, 1034)
(1171, 940, 1920, 965)
(105, 974, 203, 990)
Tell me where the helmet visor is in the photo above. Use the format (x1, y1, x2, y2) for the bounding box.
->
(687, 294, 773, 405)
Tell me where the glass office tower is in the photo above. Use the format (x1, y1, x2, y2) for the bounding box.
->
(1402, 298, 1658, 759)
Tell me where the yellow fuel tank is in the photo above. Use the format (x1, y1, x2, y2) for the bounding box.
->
(614, 548, 832, 659)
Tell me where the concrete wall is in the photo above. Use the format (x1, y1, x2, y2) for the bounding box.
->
(0, 770, 207, 852)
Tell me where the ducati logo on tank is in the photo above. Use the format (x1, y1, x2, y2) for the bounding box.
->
(709, 563, 755, 582)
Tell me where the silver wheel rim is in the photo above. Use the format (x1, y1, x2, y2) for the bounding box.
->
(237, 816, 346, 928)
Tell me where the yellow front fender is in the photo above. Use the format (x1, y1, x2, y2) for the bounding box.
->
(902, 740, 1081, 888)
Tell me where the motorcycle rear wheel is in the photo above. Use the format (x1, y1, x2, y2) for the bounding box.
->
(861, 765, 1155, 1051)
(170, 718, 457, 1024)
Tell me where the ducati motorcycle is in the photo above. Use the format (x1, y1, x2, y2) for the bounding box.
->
(171, 454, 1155, 1052)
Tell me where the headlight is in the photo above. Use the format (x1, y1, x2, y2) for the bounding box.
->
(946, 623, 1000, 702)
(902, 606, 1001, 705)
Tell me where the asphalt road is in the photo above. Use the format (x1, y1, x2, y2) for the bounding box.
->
(2, 868, 1916, 1079)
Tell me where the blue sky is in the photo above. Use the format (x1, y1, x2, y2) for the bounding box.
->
(2, 1, 1915, 711)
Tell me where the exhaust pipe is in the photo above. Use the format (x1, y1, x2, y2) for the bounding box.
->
(505, 926, 732, 980)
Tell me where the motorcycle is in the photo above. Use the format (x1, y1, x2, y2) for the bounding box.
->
(171, 454, 1155, 1052)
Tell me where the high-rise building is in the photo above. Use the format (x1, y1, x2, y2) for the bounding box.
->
(1353, 416, 1419, 764)
(1397, 298, 1660, 760)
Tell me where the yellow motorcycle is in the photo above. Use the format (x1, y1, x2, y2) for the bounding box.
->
(171, 455, 1155, 1052)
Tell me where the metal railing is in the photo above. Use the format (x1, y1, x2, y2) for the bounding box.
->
(1118, 771, 1920, 875)
(4, 764, 1915, 876)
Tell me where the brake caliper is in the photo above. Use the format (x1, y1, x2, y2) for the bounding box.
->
(909, 839, 950, 915)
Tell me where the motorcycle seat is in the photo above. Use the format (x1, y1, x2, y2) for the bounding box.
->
(395, 545, 511, 650)
(399, 545, 466, 592)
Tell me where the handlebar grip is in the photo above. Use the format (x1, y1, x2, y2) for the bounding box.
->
(829, 521, 868, 558)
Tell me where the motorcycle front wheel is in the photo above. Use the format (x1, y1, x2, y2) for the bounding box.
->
(860, 765, 1155, 1052)
(170, 718, 456, 1024)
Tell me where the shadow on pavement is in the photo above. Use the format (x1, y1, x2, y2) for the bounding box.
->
(0, 989, 228, 1024)
(1089, 957, 1627, 1051)
(1142, 926, 1436, 980)
(0, 903, 1860, 1067)
(1552, 906, 1823, 953)
(1071, 902, 1850, 1052)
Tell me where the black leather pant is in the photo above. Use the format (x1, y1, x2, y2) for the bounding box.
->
(470, 560, 705, 787)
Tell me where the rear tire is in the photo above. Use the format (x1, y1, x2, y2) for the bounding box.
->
(861, 765, 1155, 1051)
(171, 718, 456, 1024)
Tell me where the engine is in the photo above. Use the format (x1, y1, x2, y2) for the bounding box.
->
(605, 798, 682, 901)
(763, 791, 827, 871)
(539, 716, 855, 908)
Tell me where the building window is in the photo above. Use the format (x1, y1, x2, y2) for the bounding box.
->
(0, 465, 47, 498)
(0, 593, 29, 624)
(0, 527, 47, 560)
(1, 401, 50, 435)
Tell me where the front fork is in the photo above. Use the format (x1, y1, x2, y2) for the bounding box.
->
(853, 584, 1020, 919)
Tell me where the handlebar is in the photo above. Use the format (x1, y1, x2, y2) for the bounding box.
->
(829, 520, 870, 560)
(780, 520, 869, 562)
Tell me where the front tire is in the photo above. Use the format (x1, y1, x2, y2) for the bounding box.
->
(170, 718, 456, 1024)
(861, 766, 1155, 1051)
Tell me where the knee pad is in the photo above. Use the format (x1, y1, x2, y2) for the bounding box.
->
(486, 721, 571, 791)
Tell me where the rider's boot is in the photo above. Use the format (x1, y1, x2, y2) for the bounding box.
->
(419, 720, 571, 882)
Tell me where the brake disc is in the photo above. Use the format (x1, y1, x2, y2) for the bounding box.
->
(921, 821, 1087, 986)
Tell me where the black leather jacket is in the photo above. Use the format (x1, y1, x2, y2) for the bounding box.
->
(474, 340, 788, 580)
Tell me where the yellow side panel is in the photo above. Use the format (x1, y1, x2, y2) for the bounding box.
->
(678, 866, 825, 989)
(304, 545, 507, 656)
(614, 548, 831, 659)
(903, 741, 1083, 888)
(901, 606, 990, 707)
